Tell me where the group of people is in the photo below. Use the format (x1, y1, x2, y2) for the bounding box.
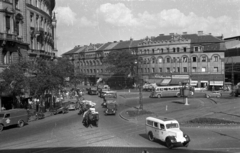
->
(79, 100, 99, 128)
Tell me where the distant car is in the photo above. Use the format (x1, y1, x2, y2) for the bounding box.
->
(68, 102, 77, 110)
(143, 83, 157, 91)
(51, 102, 69, 115)
(205, 91, 222, 98)
(88, 87, 98, 95)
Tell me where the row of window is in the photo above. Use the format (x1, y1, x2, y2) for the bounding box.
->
(76, 66, 219, 74)
(75, 55, 220, 67)
(4, 15, 23, 37)
(141, 67, 219, 73)
(30, 12, 53, 35)
(29, 0, 51, 15)
(30, 37, 53, 52)
(137, 47, 188, 55)
(2, 51, 14, 65)
(142, 55, 220, 64)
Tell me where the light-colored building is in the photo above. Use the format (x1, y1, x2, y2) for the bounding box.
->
(62, 32, 226, 90)
(0, 0, 57, 72)
(224, 35, 240, 86)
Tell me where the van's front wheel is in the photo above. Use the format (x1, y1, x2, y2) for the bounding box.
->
(0, 124, 4, 132)
(148, 132, 154, 141)
(18, 120, 25, 128)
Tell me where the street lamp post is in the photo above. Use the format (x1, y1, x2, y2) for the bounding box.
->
(135, 59, 143, 110)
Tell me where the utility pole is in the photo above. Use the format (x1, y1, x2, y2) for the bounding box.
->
(231, 57, 234, 92)
(135, 59, 143, 110)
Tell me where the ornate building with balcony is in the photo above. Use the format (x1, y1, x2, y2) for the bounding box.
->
(0, 0, 57, 72)
(136, 32, 226, 90)
(62, 32, 226, 90)
(224, 35, 240, 86)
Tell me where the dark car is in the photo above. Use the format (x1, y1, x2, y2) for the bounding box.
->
(50, 102, 69, 115)
(88, 87, 98, 95)
(205, 91, 222, 98)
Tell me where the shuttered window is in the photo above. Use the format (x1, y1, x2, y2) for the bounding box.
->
(6, 16, 11, 31)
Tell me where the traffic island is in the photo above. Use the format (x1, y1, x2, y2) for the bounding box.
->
(125, 109, 152, 118)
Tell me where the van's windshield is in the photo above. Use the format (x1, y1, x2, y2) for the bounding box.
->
(0, 114, 4, 118)
(166, 123, 178, 129)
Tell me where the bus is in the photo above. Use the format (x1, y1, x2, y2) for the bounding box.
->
(150, 86, 194, 98)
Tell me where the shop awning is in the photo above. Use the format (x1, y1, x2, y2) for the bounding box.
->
(170, 79, 188, 85)
(190, 81, 198, 86)
(160, 79, 171, 85)
(210, 81, 223, 86)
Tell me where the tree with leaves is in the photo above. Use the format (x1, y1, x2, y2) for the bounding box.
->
(103, 50, 137, 89)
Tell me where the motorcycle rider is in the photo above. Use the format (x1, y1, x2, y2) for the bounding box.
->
(82, 107, 95, 127)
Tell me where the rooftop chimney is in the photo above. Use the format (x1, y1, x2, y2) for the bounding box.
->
(130, 37, 133, 41)
(113, 41, 117, 43)
(209, 33, 211, 35)
(159, 34, 164, 36)
(198, 31, 203, 36)
(120, 40, 123, 42)
(183, 32, 187, 35)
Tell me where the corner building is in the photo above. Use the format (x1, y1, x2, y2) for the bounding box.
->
(0, 0, 57, 72)
(137, 32, 225, 90)
(63, 32, 226, 90)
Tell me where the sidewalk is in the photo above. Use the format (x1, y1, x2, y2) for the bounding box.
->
(119, 96, 240, 127)
(28, 97, 78, 122)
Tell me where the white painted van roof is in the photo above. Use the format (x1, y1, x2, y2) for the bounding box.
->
(146, 116, 177, 122)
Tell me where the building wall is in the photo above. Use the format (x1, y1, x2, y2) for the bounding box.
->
(0, 0, 56, 72)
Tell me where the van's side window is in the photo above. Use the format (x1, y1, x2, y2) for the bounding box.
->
(153, 122, 158, 128)
(147, 120, 153, 126)
(160, 124, 165, 130)
(5, 114, 10, 118)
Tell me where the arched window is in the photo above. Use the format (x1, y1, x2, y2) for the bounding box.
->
(182, 56, 188, 63)
(152, 58, 155, 64)
(158, 58, 163, 63)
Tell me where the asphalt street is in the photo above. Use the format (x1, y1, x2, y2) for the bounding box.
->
(0, 92, 239, 153)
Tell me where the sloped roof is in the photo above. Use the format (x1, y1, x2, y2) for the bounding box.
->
(97, 42, 112, 51)
(112, 40, 131, 50)
(75, 46, 88, 53)
(153, 34, 223, 43)
(131, 39, 144, 47)
(104, 42, 119, 50)
(62, 46, 81, 55)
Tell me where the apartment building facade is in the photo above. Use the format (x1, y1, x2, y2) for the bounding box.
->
(0, 0, 57, 72)
(63, 32, 226, 90)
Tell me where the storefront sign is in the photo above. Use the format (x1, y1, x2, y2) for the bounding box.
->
(210, 81, 223, 86)
(172, 75, 189, 79)
(153, 74, 171, 79)
(190, 81, 198, 85)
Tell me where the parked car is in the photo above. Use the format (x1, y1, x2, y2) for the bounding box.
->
(88, 87, 98, 95)
(68, 102, 77, 110)
(50, 102, 69, 115)
(143, 83, 157, 91)
(205, 91, 222, 98)
(99, 88, 112, 98)
(0, 109, 29, 132)
(145, 116, 190, 149)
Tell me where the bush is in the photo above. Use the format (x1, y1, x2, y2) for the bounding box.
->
(187, 117, 240, 125)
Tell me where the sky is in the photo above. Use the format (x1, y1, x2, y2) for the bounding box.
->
(54, 0, 240, 56)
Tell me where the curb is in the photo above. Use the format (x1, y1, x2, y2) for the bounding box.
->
(118, 109, 137, 122)
(119, 96, 240, 129)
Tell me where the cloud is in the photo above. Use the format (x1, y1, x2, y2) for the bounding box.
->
(96, 3, 240, 36)
(55, 6, 77, 26)
(97, 3, 139, 27)
(78, 17, 98, 27)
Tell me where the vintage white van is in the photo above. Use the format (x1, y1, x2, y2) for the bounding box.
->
(0, 109, 28, 132)
(145, 116, 190, 149)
